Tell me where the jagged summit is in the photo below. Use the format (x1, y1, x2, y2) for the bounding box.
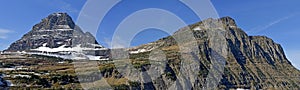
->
(32, 12, 75, 31)
(189, 16, 238, 31)
(5, 12, 77, 51)
(202, 16, 237, 27)
(5, 12, 109, 60)
(220, 16, 237, 27)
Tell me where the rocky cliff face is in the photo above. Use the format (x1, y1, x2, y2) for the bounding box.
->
(104, 17, 300, 89)
(5, 13, 102, 52)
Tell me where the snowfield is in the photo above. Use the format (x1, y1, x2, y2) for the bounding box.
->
(27, 44, 110, 60)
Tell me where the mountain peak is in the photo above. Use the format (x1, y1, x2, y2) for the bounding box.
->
(189, 16, 238, 31)
(32, 12, 75, 31)
(201, 16, 237, 27)
(220, 16, 237, 27)
(51, 12, 67, 16)
(5, 12, 104, 53)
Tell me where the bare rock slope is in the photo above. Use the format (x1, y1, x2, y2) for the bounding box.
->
(121, 17, 300, 89)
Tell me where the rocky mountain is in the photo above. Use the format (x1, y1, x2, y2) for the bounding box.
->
(2, 12, 299, 89)
(5, 13, 109, 60)
(103, 17, 300, 89)
(6, 13, 97, 51)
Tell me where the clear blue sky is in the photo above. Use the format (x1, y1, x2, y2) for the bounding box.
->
(0, 0, 299, 69)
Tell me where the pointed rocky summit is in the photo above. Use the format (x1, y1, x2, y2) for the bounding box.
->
(5, 13, 109, 60)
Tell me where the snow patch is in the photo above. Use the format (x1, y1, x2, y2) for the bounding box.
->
(38, 28, 73, 32)
(42, 43, 47, 47)
(130, 49, 149, 54)
(29, 44, 110, 60)
(90, 43, 104, 48)
(31, 44, 76, 52)
(236, 88, 249, 90)
(229, 25, 237, 28)
(56, 29, 73, 31)
(56, 42, 63, 44)
(52, 13, 63, 17)
(56, 25, 71, 29)
(193, 26, 202, 31)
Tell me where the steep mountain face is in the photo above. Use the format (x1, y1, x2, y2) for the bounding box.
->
(109, 17, 300, 89)
(5, 13, 102, 52)
(4, 13, 109, 60)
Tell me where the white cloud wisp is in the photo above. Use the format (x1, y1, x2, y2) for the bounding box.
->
(0, 28, 14, 39)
